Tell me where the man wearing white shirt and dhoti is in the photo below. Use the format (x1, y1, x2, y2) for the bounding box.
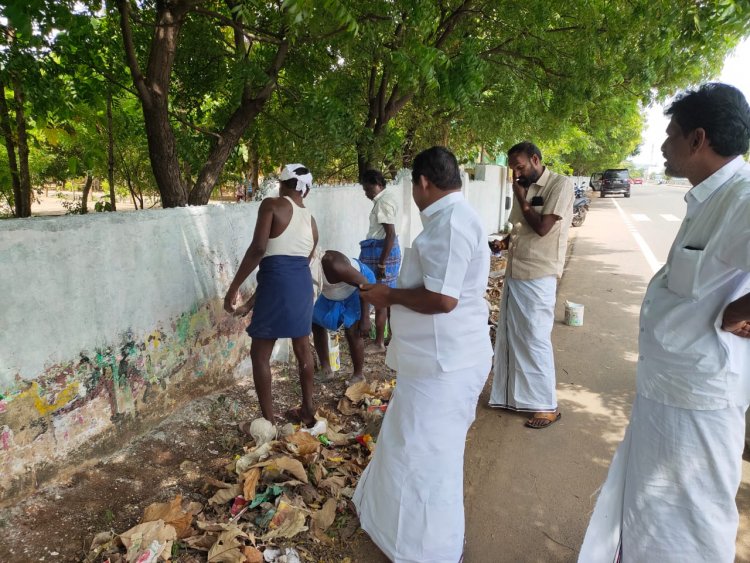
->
(579, 83, 750, 562)
(353, 146, 492, 562)
(489, 141, 574, 428)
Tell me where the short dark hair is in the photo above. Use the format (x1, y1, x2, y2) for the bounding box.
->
(507, 141, 542, 161)
(279, 166, 310, 190)
(411, 146, 461, 190)
(666, 82, 750, 157)
(360, 169, 386, 188)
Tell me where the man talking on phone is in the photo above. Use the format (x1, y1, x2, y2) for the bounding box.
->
(489, 141, 574, 428)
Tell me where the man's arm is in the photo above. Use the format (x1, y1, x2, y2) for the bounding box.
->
(513, 182, 560, 237)
(722, 292, 750, 338)
(309, 216, 319, 262)
(359, 284, 457, 315)
(223, 198, 275, 312)
(377, 224, 397, 279)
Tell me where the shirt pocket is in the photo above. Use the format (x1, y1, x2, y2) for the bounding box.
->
(667, 246, 704, 299)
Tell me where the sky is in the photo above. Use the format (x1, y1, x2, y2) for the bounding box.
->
(632, 37, 750, 169)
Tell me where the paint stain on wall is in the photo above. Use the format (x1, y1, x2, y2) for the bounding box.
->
(0, 299, 252, 498)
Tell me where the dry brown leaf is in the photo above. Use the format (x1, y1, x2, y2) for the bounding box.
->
(311, 498, 337, 532)
(284, 431, 321, 456)
(254, 455, 309, 484)
(310, 462, 327, 485)
(184, 532, 217, 551)
(207, 528, 248, 563)
(140, 495, 194, 539)
(204, 477, 234, 489)
(119, 520, 177, 563)
(241, 468, 261, 501)
(261, 498, 308, 541)
(318, 475, 347, 497)
(344, 381, 375, 403)
(326, 428, 352, 446)
(208, 483, 242, 506)
(243, 545, 264, 563)
(337, 397, 360, 416)
(316, 406, 341, 426)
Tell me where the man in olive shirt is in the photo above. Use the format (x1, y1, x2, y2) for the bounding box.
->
(489, 141, 574, 428)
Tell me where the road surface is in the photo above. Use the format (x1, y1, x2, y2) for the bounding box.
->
(462, 182, 750, 562)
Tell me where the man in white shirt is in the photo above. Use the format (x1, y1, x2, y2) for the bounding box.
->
(353, 146, 492, 562)
(359, 169, 401, 353)
(580, 83, 750, 562)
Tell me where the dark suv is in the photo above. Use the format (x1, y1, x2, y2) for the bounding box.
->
(600, 169, 630, 198)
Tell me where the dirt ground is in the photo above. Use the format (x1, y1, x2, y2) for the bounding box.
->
(0, 339, 399, 562)
(0, 253, 504, 563)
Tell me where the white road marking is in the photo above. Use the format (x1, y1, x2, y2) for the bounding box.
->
(613, 200, 663, 274)
(631, 213, 651, 222)
(660, 214, 681, 222)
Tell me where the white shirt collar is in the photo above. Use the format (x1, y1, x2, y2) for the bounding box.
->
(372, 189, 387, 202)
(687, 156, 745, 205)
(420, 191, 463, 221)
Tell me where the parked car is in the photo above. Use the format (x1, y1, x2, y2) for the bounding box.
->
(600, 168, 630, 198)
(589, 172, 603, 191)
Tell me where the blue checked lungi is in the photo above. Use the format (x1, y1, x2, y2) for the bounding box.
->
(247, 255, 313, 339)
(312, 261, 376, 331)
(359, 238, 401, 288)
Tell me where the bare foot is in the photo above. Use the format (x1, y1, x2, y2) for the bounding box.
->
(364, 343, 386, 355)
(346, 373, 366, 386)
(315, 368, 337, 382)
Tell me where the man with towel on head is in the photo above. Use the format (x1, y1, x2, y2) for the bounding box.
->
(224, 164, 319, 429)
(353, 146, 492, 562)
(311, 250, 376, 385)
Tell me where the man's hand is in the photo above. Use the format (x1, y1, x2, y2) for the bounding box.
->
(375, 264, 386, 281)
(512, 178, 528, 202)
(360, 283, 392, 308)
(233, 294, 256, 317)
(223, 290, 238, 314)
(358, 316, 372, 338)
(722, 316, 750, 338)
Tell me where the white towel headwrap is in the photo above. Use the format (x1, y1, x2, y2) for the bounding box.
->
(280, 163, 313, 193)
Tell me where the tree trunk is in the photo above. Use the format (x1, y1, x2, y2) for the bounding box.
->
(188, 41, 289, 205)
(117, 0, 189, 207)
(11, 73, 32, 218)
(80, 174, 93, 214)
(106, 89, 117, 210)
(0, 78, 21, 214)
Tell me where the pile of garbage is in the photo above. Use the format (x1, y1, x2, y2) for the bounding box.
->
(84, 379, 395, 562)
(487, 254, 506, 341)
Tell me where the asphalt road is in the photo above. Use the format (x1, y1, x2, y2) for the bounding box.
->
(463, 183, 750, 562)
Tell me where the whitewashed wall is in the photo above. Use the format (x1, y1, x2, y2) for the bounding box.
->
(0, 165, 507, 498)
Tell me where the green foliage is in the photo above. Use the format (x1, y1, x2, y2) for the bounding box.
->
(1, 0, 749, 211)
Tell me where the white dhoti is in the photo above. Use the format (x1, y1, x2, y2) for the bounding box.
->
(353, 358, 491, 563)
(579, 394, 747, 563)
(489, 275, 558, 412)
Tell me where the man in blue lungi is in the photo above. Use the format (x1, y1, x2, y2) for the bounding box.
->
(359, 169, 401, 354)
(311, 250, 375, 385)
(224, 164, 319, 428)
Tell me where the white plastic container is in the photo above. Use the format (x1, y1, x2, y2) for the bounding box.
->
(328, 333, 341, 371)
(564, 301, 584, 326)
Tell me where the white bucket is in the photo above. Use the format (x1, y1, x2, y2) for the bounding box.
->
(328, 333, 341, 371)
(564, 301, 584, 326)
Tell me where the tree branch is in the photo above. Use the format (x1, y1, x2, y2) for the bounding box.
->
(116, 0, 150, 106)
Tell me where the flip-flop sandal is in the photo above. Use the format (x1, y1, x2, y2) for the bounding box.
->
(525, 411, 561, 429)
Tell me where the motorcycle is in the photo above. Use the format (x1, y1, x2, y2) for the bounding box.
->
(572, 182, 590, 227)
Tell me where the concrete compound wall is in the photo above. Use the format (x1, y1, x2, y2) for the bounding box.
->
(0, 166, 508, 500)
